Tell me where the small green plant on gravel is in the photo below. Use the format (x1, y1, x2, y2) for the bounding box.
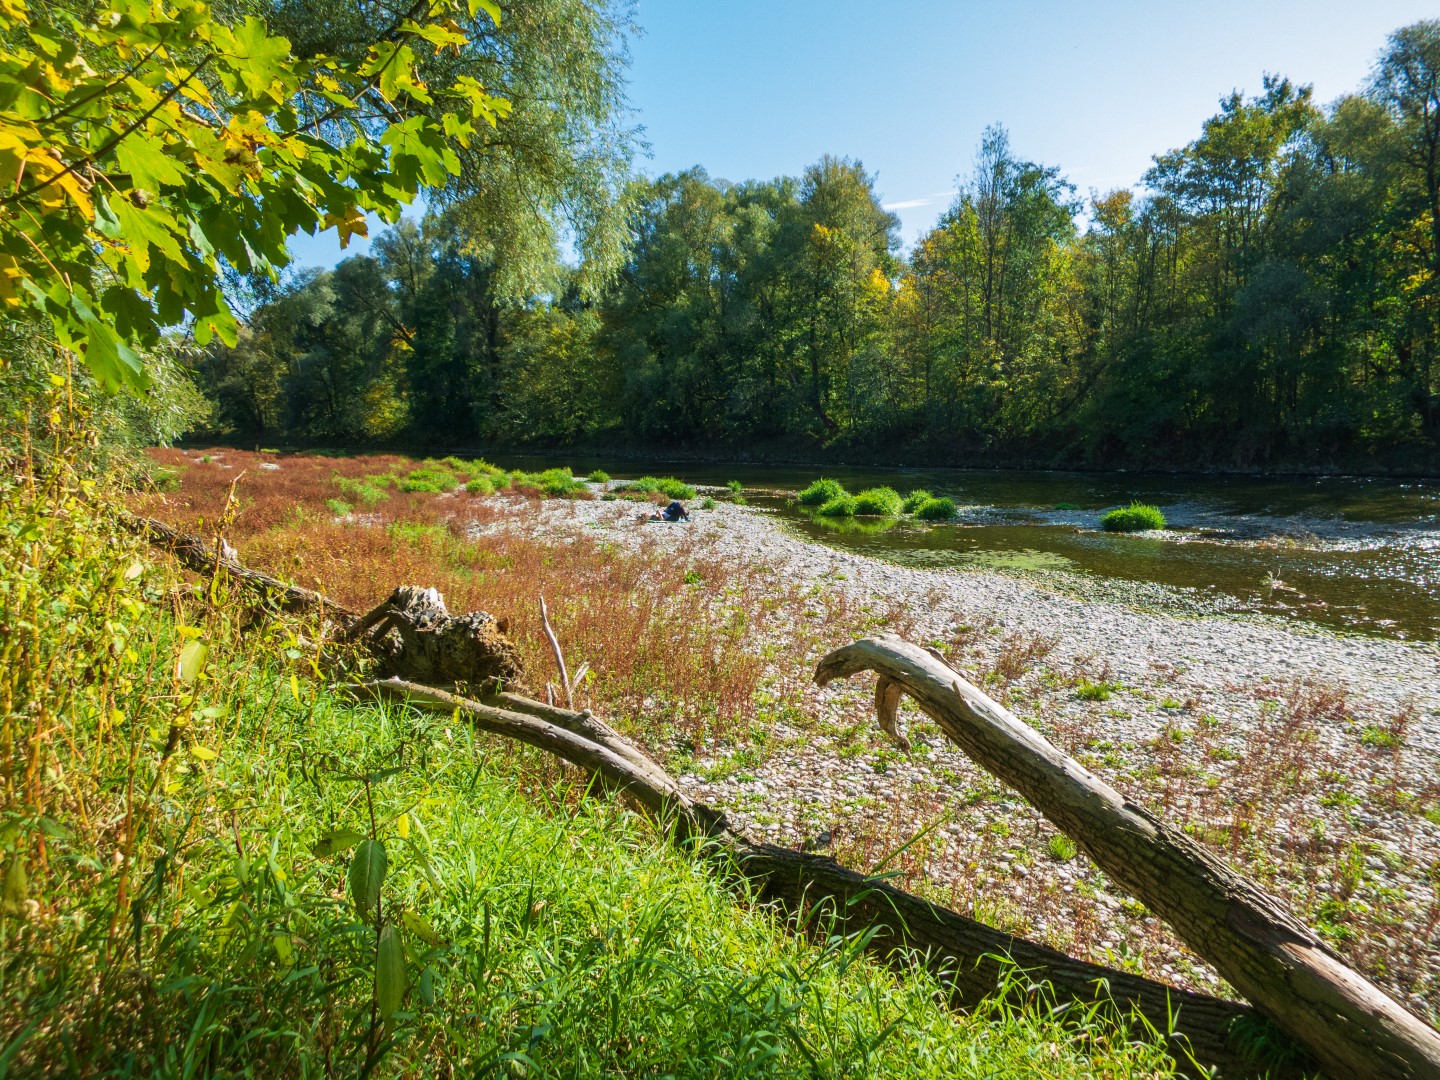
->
(797, 477, 846, 505)
(902, 489, 933, 513)
(727, 479, 743, 494)
(914, 496, 959, 521)
(1359, 723, 1402, 749)
(1101, 502, 1166, 532)
(1077, 679, 1117, 702)
(465, 476, 495, 495)
(700, 496, 717, 510)
(587, 469, 611, 483)
(326, 498, 353, 516)
(1047, 835, 1079, 862)
(852, 486, 904, 516)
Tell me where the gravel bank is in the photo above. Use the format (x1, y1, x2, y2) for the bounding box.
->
(470, 489, 1440, 1019)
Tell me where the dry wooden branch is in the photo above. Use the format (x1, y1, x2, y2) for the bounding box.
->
(538, 594, 572, 707)
(815, 634, 1440, 1080)
(351, 676, 1297, 1079)
(124, 512, 358, 621)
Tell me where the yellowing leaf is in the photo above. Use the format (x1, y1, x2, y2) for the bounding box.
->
(176, 639, 209, 682)
(396, 812, 410, 839)
(190, 744, 218, 761)
(323, 206, 369, 248)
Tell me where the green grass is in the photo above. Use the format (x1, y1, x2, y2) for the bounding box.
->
(621, 475, 696, 500)
(797, 478, 846, 506)
(512, 467, 587, 497)
(901, 489, 933, 513)
(464, 475, 495, 495)
(398, 465, 459, 493)
(727, 479, 744, 494)
(852, 486, 903, 517)
(326, 497, 353, 516)
(1047, 835, 1079, 862)
(1076, 679, 1119, 702)
(586, 469, 611, 483)
(817, 494, 858, 517)
(335, 473, 393, 507)
(700, 496, 717, 510)
(914, 496, 958, 521)
(1100, 503, 1166, 532)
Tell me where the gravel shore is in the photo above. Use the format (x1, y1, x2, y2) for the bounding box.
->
(470, 489, 1440, 1018)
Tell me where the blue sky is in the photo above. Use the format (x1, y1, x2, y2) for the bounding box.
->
(288, 0, 1438, 267)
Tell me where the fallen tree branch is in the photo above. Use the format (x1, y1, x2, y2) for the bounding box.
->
(123, 513, 359, 622)
(349, 676, 1300, 1079)
(815, 634, 1440, 1080)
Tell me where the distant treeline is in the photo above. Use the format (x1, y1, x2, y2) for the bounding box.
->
(194, 22, 1440, 470)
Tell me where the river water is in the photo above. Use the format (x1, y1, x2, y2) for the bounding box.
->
(492, 456, 1440, 643)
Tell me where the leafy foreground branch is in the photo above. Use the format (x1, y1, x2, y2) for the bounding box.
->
(124, 516, 1362, 1080)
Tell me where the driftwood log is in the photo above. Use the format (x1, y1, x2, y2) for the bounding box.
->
(815, 635, 1440, 1080)
(126, 513, 359, 621)
(349, 677, 1297, 1079)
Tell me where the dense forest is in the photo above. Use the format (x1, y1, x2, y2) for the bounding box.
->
(191, 20, 1440, 471)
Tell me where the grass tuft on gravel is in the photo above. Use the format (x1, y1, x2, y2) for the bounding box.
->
(1101, 502, 1166, 532)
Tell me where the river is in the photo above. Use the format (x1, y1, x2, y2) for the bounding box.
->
(489, 456, 1440, 642)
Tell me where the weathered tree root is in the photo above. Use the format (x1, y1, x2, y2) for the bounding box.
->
(347, 677, 1304, 1080)
(816, 635, 1440, 1080)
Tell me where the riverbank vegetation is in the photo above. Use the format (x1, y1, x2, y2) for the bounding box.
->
(191, 21, 1440, 473)
(5, 452, 1194, 1077)
(128, 449, 1440, 1027)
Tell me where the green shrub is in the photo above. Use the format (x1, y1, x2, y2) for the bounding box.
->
(914, 496, 958, 520)
(817, 494, 857, 517)
(512, 467, 587, 498)
(852, 486, 903, 517)
(797, 477, 846, 505)
(726, 479, 743, 493)
(438, 455, 468, 471)
(398, 466, 458, 493)
(325, 498, 352, 516)
(1101, 502, 1166, 532)
(465, 476, 495, 496)
(902, 488, 933, 513)
(699, 496, 716, 510)
(586, 469, 611, 483)
(623, 475, 696, 500)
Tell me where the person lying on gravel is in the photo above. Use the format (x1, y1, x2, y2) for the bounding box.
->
(646, 500, 690, 522)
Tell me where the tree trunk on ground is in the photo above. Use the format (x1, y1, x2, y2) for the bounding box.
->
(814, 634, 1440, 1080)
